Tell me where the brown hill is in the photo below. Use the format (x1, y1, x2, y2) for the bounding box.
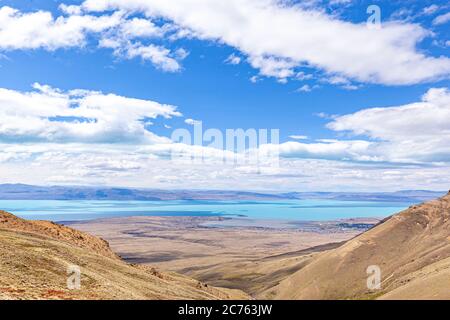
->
(0, 211, 119, 260)
(267, 192, 450, 300)
(0, 211, 248, 300)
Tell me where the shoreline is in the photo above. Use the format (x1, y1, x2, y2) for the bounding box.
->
(65, 215, 382, 232)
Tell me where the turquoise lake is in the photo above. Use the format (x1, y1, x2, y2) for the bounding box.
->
(0, 199, 412, 222)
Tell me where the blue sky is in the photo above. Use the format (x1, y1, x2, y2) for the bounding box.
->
(0, 0, 449, 191)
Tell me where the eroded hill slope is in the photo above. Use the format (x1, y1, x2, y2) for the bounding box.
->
(0, 211, 248, 300)
(267, 192, 450, 300)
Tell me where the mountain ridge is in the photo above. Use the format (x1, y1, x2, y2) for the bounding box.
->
(0, 184, 445, 202)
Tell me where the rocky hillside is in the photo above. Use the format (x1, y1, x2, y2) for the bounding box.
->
(0, 211, 248, 300)
(266, 192, 450, 300)
(0, 211, 119, 260)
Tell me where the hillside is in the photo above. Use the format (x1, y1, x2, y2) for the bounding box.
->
(0, 211, 248, 300)
(266, 192, 450, 300)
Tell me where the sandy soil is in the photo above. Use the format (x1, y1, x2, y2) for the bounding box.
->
(68, 216, 377, 296)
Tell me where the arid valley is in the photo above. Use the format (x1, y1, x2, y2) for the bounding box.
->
(68, 216, 373, 297)
(2, 191, 450, 300)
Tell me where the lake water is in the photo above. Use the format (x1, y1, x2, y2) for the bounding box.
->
(0, 199, 412, 222)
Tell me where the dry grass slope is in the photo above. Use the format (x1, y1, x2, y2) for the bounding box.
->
(267, 192, 450, 300)
(0, 211, 249, 300)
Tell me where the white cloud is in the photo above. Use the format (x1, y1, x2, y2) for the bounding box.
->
(99, 38, 184, 72)
(123, 43, 182, 72)
(0, 6, 122, 50)
(295, 71, 314, 81)
(3, 143, 450, 191)
(2, 2, 449, 84)
(250, 75, 260, 83)
(297, 84, 319, 92)
(174, 48, 190, 60)
(261, 139, 376, 162)
(225, 53, 241, 65)
(297, 84, 313, 92)
(0, 83, 181, 144)
(79, 0, 450, 85)
(59, 4, 83, 16)
(423, 5, 440, 16)
(322, 76, 360, 90)
(248, 55, 296, 81)
(119, 17, 164, 39)
(329, 0, 352, 5)
(184, 118, 201, 126)
(238, 87, 450, 166)
(327, 88, 450, 163)
(323, 75, 351, 85)
(97, 16, 188, 71)
(289, 135, 308, 140)
(433, 12, 450, 25)
(1, 85, 450, 191)
(0, 6, 187, 72)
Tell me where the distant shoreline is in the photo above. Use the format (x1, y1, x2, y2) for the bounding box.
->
(64, 215, 382, 233)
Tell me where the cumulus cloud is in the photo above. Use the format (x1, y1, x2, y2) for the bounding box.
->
(99, 39, 183, 72)
(0, 83, 181, 144)
(121, 43, 183, 72)
(184, 118, 202, 126)
(0, 6, 187, 72)
(297, 84, 317, 92)
(59, 4, 83, 16)
(119, 17, 165, 38)
(3, 140, 449, 191)
(289, 135, 309, 140)
(1, 1, 449, 84)
(1, 85, 450, 190)
(1, 2, 450, 190)
(422, 5, 440, 16)
(0, 6, 122, 50)
(433, 12, 450, 25)
(232, 87, 450, 166)
(261, 139, 377, 162)
(327, 88, 450, 163)
(225, 53, 242, 65)
(78, 0, 450, 85)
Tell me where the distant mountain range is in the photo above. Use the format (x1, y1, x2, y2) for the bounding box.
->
(0, 184, 446, 202)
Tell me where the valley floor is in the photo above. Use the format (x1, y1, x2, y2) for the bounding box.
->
(68, 216, 378, 297)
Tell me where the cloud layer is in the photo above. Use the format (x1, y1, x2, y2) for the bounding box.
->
(0, 83, 449, 191)
(0, 6, 186, 71)
(1, 1, 449, 84)
(328, 87, 450, 163)
(0, 83, 180, 144)
(0, 2, 449, 191)
(78, 0, 450, 85)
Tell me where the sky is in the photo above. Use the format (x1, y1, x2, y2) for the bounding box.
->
(0, 0, 449, 192)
